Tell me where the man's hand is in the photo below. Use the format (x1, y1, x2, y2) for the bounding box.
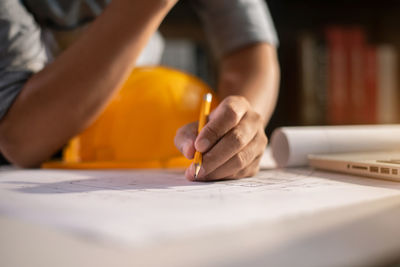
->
(175, 96, 267, 181)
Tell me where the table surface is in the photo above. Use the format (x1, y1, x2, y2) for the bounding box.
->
(2, 166, 400, 267)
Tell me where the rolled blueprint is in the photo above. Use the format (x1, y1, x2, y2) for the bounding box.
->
(270, 125, 400, 167)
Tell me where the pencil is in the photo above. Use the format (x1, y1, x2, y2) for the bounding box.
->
(194, 93, 212, 179)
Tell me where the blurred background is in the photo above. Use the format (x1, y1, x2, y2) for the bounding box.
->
(159, 0, 400, 137)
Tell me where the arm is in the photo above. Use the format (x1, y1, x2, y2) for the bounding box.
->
(175, 43, 280, 180)
(0, 0, 177, 167)
(174, 0, 280, 180)
(218, 43, 279, 126)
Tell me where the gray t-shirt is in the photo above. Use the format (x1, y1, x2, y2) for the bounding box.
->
(0, 0, 278, 120)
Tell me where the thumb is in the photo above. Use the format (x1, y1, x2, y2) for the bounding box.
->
(174, 122, 198, 159)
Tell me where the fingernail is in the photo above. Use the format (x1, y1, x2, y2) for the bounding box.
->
(197, 139, 210, 152)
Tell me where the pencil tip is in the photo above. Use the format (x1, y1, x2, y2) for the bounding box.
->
(194, 164, 200, 180)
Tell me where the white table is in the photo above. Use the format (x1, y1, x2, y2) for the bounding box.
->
(1, 166, 400, 267)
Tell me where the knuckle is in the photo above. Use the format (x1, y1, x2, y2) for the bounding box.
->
(225, 106, 240, 123)
(235, 151, 249, 169)
(230, 129, 246, 148)
(222, 100, 241, 124)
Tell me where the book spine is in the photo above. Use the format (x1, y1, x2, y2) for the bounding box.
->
(347, 28, 367, 124)
(364, 46, 378, 124)
(299, 32, 317, 125)
(326, 27, 348, 125)
(315, 40, 329, 125)
(377, 45, 399, 124)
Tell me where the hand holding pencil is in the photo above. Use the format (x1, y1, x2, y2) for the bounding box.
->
(174, 95, 268, 181)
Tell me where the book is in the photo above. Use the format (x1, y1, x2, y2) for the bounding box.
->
(346, 27, 367, 124)
(325, 27, 348, 125)
(299, 26, 399, 126)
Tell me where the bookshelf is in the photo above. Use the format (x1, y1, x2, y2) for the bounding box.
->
(160, 1, 400, 136)
(267, 0, 400, 136)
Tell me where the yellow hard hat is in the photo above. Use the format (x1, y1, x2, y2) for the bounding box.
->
(43, 66, 217, 169)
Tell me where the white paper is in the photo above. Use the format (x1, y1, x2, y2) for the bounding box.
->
(1, 165, 400, 248)
(270, 125, 400, 167)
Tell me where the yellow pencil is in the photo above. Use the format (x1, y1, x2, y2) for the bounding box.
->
(194, 93, 212, 179)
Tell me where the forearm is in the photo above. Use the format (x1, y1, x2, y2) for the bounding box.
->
(0, 0, 175, 167)
(217, 43, 280, 126)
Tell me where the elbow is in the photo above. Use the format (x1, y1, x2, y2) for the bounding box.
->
(0, 128, 44, 168)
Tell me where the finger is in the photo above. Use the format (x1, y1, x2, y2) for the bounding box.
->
(200, 112, 265, 177)
(202, 136, 265, 181)
(174, 122, 198, 159)
(195, 96, 249, 153)
(185, 163, 195, 181)
(200, 131, 267, 181)
(232, 155, 262, 179)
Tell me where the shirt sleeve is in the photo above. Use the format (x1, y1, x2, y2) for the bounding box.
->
(192, 0, 279, 57)
(0, 0, 49, 120)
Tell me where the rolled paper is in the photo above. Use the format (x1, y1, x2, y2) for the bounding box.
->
(271, 125, 400, 167)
